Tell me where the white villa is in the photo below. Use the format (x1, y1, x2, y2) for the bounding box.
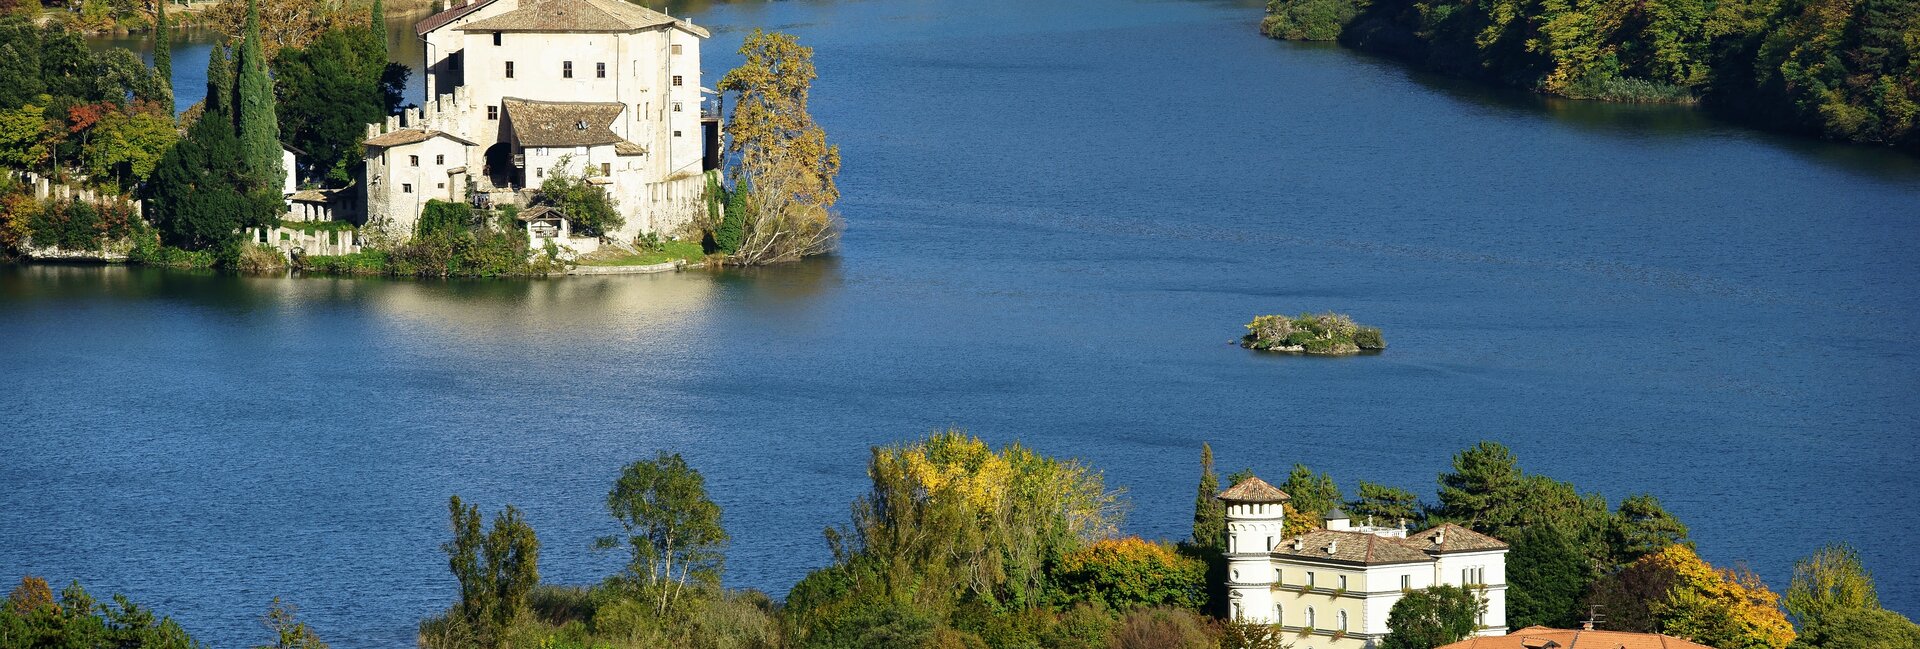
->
(1220, 476, 1510, 649)
(362, 0, 720, 244)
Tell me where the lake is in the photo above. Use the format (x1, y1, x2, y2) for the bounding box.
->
(14, 0, 1920, 646)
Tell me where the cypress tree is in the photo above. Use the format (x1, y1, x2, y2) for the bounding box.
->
(204, 43, 232, 120)
(369, 0, 388, 63)
(234, 0, 283, 190)
(154, 0, 171, 87)
(1191, 443, 1224, 552)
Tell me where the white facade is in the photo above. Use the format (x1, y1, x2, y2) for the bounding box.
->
(1221, 479, 1510, 649)
(365, 0, 717, 242)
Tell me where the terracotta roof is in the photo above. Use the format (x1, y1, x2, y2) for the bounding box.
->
(1408, 523, 1509, 553)
(456, 0, 709, 37)
(289, 189, 330, 202)
(1436, 627, 1718, 649)
(416, 0, 501, 35)
(614, 141, 647, 156)
(1217, 476, 1291, 503)
(503, 97, 625, 147)
(362, 129, 477, 149)
(1271, 529, 1436, 565)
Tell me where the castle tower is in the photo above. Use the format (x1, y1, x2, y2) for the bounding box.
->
(1218, 475, 1290, 623)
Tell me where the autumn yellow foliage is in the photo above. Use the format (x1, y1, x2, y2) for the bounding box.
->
(1643, 545, 1797, 649)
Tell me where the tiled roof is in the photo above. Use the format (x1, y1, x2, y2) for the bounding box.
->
(1408, 523, 1509, 553)
(415, 0, 501, 35)
(614, 141, 647, 156)
(362, 129, 477, 149)
(516, 205, 567, 222)
(457, 0, 709, 37)
(289, 189, 330, 202)
(1217, 476, 1290, 503)
(1436, 627, 1718, 649)
(1271, 529, 1436, 565)
(503, 97, 626, 147)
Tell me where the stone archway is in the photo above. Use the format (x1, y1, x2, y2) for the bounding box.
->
(484, 143, 515, 189)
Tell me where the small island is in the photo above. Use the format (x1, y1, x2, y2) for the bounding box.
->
(1242, 312, 1385, 355)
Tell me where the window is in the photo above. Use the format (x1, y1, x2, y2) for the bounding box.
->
(436, 182, 445, 189)
(450, 52, 461, 71)
(1265, 536, 1274, 551)
(671, 43, 683, 54)
(1338, 611, 1348, 631)
(673, 101, 682, 112)
(673, 130, 682, 137)
(535, 167, 544, 178)
(257, 229, 267, 243)
(600, 162, 611, 176)
(409, 155, 419, 166)
(596, 62, 606, 78)
(1338, 575, 1347, 590)
(672, 75, 683, 86)
(563, 61, 573, 78)
(488, 105, 499, 120)
(506, 61, 515, 78)
(1401, 575, 1411, 591)
(1306, 572, 1315, 588)
(535, 147, 548, 156)
(402, 183, 413, 193)
(435, 154, 444, 165)
(1306, 608, 1316, 629)
(492, 31, 502, 46)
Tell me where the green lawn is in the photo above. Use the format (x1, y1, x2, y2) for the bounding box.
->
(575, 240, 705, 267)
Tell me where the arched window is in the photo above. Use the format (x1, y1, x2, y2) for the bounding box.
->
(1338, 610, 1349, 630)
(1307, 607, 1316, 629)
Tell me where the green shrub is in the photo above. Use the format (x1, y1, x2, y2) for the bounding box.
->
(1354, 326, 1386, 350)
(235, 244, 285, 273)
(1261, 0, 1360, 41)
(1051, 538, 1207, 611)
(1109, 607, 1215, 649)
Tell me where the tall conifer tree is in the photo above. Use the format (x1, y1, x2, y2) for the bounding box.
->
(369, 0, 388, 63)
(234, 0, 282, 189)
(1192, 443, 1224, 552)
(205, 43, 232, 120)
(154, 0, 172, 88)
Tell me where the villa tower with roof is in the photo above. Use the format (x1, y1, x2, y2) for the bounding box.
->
(1219, 474, 1510, 649)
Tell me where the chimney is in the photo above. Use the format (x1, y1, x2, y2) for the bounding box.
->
(1433, 529, 1446, 546)
(1326, 540, 1338, 555)
(1292, 538, 1303, 551)
(1581, 620, 1594, 631)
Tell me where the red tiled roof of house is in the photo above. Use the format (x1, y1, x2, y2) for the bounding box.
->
(1436, 626, 1718, 649)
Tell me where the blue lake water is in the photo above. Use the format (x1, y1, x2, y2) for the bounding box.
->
(16, 0, 1920, 645)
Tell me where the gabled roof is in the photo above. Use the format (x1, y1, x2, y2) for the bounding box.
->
(614, 141, 647, 156)
(1216, 476, 1290, 503)
(1436, 627, 1718, 649)
(502, 98, 625, 147)
(415, 0, 502, 35)
(1271, 529, 1436, 565)
(457, 0, 709, 37)
(1408, 523, 1509, 553)
(516, 205, 567, 222)
(362, 129, 477, 149)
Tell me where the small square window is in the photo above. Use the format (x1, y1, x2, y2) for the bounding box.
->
(600, 162, 610, 176)
(672, 75, 683, 86)
(563, 61, 573, 78)
(435, 154, 445, 165)
(596, 62, 606, 78)
(535, 168, 544, 178)
(671, 43, 683, 55)
(488, 105, 499, 120)
(1401, 575, 1411, 590)
(409, 155, 419, 167)
(402, 183, 413, 193)
(437, 182, 445, 189)
(673, 130, 682, 137)
(493, 31, 502, 46)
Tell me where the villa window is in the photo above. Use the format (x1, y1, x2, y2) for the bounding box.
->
(1338, 611, 1348, 631)
(1266, 536, 1274, 551)
(436, 182, 445, 189)
(564, 61, 574, 78)
(488, 105, 498, 120)
(672, 75, 683, 86)
(1307, 608, 1316, 629)
(673, 130, 682, 137)
(492, 31, 502, 46)
(1401, 575, 1411, 591)
(402, 183, 412, 193)
(597, 62, 607, 78)
(671, 43, 683, 55)
(535, 167, 544, 178)
(409, 155, 419, 167)
(600, 162, 611, 176)
(673, 101, 683, 112)
(1307, 572, 1315, 587)
(506, 61, 515, 78)
(1338, 575, 1347, 590)
(435, 154, 445, 165)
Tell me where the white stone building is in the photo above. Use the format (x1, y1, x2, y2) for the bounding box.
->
(1220, 476, 1510, 649)
(362, 0, 719, 242)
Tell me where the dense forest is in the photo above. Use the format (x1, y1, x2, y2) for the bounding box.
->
(1261, 0, 1919, 151)
(10, 435, 1917, 649)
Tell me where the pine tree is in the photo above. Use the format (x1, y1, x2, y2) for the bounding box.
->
(1191, 443, 1224, 552)
(234, 0, 283, 191)
(154, 0, 172, 87)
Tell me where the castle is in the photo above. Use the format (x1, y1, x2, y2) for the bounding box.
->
(361, 0, 721, 245)
(1219, 475, 1511, 649)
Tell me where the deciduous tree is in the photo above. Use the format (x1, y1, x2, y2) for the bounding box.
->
(717, 29, 841, 264)
(440, 495, 540, 649)
(596, 451, 729, 616)
(1382, 585, 1484, 649)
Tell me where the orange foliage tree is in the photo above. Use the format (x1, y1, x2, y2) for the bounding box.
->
(1588, 545, 1796, 649)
